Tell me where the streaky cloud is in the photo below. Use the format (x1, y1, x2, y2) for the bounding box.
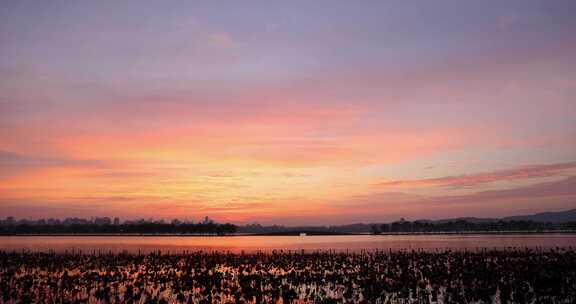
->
(379, 161, 576, 188)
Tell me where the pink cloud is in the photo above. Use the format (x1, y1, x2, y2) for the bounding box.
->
(328, 176, 576, 222)
(380, 161, 576, 188)
(205, 32, 235, 48)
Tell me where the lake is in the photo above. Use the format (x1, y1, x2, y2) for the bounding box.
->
(1, 233, 574, 253)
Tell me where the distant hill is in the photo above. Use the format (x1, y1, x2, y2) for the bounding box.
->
(503, 209, 576, 223)
(238, 209, 576, 233)
(417, 209, 576, 224)
(422, 217, 498, 224)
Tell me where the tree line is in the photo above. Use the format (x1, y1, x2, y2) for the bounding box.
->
(0, 222, 237, 235)
(370, 219, 576, 234)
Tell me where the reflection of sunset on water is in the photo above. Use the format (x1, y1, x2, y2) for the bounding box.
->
(1, 234, 574, 254)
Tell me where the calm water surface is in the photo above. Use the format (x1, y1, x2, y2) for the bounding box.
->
(1, 234, 575, 253)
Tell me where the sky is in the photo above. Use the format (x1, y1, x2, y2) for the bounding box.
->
(1, 1, 575, 225)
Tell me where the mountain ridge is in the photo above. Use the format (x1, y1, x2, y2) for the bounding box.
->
(238, 208, 576, 233)
(412, 209, 576, 224)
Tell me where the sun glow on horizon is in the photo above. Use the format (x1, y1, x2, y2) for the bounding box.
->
(1, 1, 575, 225)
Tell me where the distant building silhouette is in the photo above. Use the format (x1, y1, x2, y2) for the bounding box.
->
(94, 217, 111, 225)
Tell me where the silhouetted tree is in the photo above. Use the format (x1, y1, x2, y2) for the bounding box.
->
(371, 224, 382, 235)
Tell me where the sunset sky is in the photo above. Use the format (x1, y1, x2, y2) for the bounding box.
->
(1, 1, 575, 225)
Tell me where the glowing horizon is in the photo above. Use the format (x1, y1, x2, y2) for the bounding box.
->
(1, 1, 575, 225)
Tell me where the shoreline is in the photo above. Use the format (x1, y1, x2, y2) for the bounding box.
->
(1, 230, 575, 237)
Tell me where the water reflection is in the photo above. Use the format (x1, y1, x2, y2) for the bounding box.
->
(1, 234, 574, 253)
